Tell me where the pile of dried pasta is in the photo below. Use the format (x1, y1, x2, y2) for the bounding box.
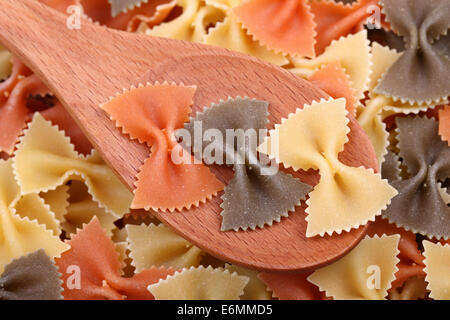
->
(0, 0, 449, 300)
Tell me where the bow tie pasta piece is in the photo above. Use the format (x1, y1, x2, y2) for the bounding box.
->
(358, 43, 439, 166)
(367, 217, 425, 291)
(145, 0, 217, 42)
(0, 159, 69, 274)
(148, 265, 249, 300)
(63, 180, 118, 238)
(73, 0, 176, 32)
(258, 98, 397, 237)
(308, 235, 400, 300)
(381, 117, 450, 240)
(181, 97, 312, 231)
(126, 223, 204, 271)
(308, 61, 358, 115)
(0, 45, 11, 80)
(310, 0, 384, 55)
(290, 30, 371, 101)
(233, 0, 316, 57)
(0, 249, 62, 300)
(204, 13, 289, 66)
(224, 265, 272, 300)
(199, 0, 289, 66)
(100, 82, 224, 212)
(13, 113, 133, 217)
(423, 241, 450, 300)
(13, 193, 61, 236)
(40, 185, 70, 225)
(439, 106, 450, 145)
(56, 217, 175, 300)
(0, 56, 49, 155)
(374, 0, 450, 105)
(258, 272, 326, 300)
(388, 276, 428, 300)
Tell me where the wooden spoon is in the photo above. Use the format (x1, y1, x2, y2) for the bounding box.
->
(0, 0, 376, 272)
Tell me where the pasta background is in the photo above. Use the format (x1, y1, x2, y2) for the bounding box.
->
(0, 0, 448, 300)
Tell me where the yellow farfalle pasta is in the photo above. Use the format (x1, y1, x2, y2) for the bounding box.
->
(258, 98, 397, 237)
(290, 31, 371, 101)
(14, 193, 61, 236)
(204, 1, 288, 66)
(40, 185, 70, 224)
(127, 223, 204, 271)
(145, 0, 219, 42)
(389, 277, 428, 300)
(63, 181, 118, 237)
(148, 265, 249, 300)
(423, 241, 450, 300)
(357, 43, 441, 166)
(145, 0, 288, 66)
(225, 265, 271, 300)
(13, 113, 133, 218)
(0, 159, 69, 273)
(308, 235, 400, 300)
(0, 45, 11, 80)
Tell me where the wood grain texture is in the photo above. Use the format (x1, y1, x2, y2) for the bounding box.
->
(0, 0, 377, 272)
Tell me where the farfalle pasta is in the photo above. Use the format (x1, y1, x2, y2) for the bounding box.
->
(0, 249, 62, 300)
(0, 159, 69, 274)
(308, 61, 357, 115)
(258, 98, 397, 237)
(47, 0, 176, 32)
(374, 0, 450, 104)
(0, 57, 45, 155)
(148, 265, 249, 300)
(181, 97, 312, 231)
(290, 30, 371, 102)
(56, 217, 175, 300)
(258, 272, 326, 300)
(423, 241, 450, 300)
(0, 0, 449, 301)
(358, 42, 444, 166)
(126, 223, 204, 271)
(310, 0, 385, 55)
(225, 265, 272, 300)
(13, 113, 133, 217)
(308, 235, 400, 300)
(233, 0, 316, 57)
(381, 117, 450, 240)
(63, 180, 118, 237)
(100, 82, 224, 212)
(367, 217, 425, 290)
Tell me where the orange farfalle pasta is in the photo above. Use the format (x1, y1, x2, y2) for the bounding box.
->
(56, 217, 175, 300)
(77, 0, 176, 32)
(38, 0, 76, 12)
(308, 62, 357, 115)
(439, 106, 450, 146)
(0, 57, 49, 154)
(310, 0, 386, 55)
(101, 83, 224, 212)
(258, 272, 328, 300)
(367, 217, 425, 291)
(233, 0, 316, 57)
